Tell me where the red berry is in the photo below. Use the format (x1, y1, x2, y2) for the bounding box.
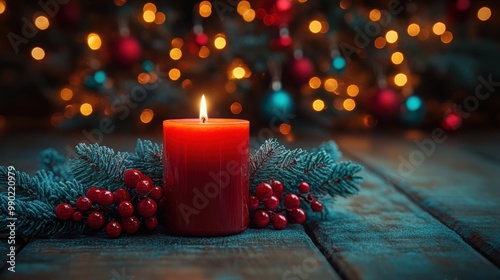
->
(284, 194, 300, 209)
(98, 190, 114, 206)
(291, 208, 306, 224)
(264, 195, 279, 211)
(72, 211, 83, 222)
(256, 183, 273, 202)
(75, 196, 92, 211)
(311, 200, 323, 212)
(87, 211, 105, 229)
(118, 201, 134, 218)
(298, 182, 310, 194)
(307, 194, 314, 201)
(253, 210, 270, 228)
(149, 186, 163, 201)
(123, 169, 144, 188)
(144, 216, 158, 230)
(55, 203, 74, 221)
(137, 198, 157, 217)
(136, 179, 152, 195)
(113, 188, 131, 204)
(106, 221, 122, 238)
(248, 195, 260, 211)
(85, 186, 101, 203)
(121, 215, 140, 234)
(270, 180, 284, 198)
(272, 214, 287, 230)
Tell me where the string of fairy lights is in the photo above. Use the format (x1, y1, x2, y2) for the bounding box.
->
(0, 0, 495, 133)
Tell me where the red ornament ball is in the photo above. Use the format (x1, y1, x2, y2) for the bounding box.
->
(122, 215, 140, 234)
(137, 198, 157, 218)
(149, 186, 163, 201)
(248, 195, 260, 211)
(106, 221, 122, 238)
(253, 210, 270, 228)
(111, 37, 142, 67)
(98, 190, 114, 207)
(286, 57, 315, 86)
(291, 208, 306, 224)
(55, 203, 74, 221)
(72, 211, 83, 222)
(368, 88, 401, 119)
(264, 195, 280, 211)
(298, 182, 310, 194)
(86, 186, 102, 203)
(144, 216, 158, 230)
(136, 179, 152, 195)
(442, 112, 462, 131)
(123, 169, 144, 189)
(272, 213, 287, 230)
(270, 180, 284, 199)
(76, 196, 92, 211)
(311, 200, 323, 212)
(113, 188, 131, 204)
(284, 193, 300, 209)
(118, 201, 134, 218)
(195, 32, 209, 46)
(256, 182, 273, 202)
(87, 211, 105, 229)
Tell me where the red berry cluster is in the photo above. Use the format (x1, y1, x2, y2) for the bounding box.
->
(54, 169, 163, 238)
(249, 180, 323, 230)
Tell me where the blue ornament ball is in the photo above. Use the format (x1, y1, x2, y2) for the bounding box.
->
(260, 89, 294, 122)
(331, 56, 347, 73)
(401, 95, 426, 126)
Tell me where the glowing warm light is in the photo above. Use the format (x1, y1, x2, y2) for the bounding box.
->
(346, 85, 359, 97)
(339, 0, 350, 10)
(31, 47, 45, 60)
(374, 37, 386, 49)
(237, 1, 250, 15)
(137, 73, 150, 84)
(442, 112, 462, 130)
(391, 52, 404, 65)
(324, 78, 338, 92)
(169, 48, 182, 60)
(309, 77, 321, 89)
(200, 94, 208, 122)
(230, 102, 242, 115)
(155, 12, 166, 24)
(343, 98, 356, 111)
(199, 1, 212, 18)
(369, 9, 381, 21)
(87, 33, 102, 50)
(143, 10, 155, 23)
(298, 0, 307, 3)
(385, 30, 398, 43)
(199, 46, 210, 58)
(169, 68, 181, 81)
(143, 3, 156, 13)
(441, 31, 453, 44)
(34, 15, 50, 30)
(0, 0, 6, 14)
(60, 88, 73, 101)
(407, 23, 420, 37)
(477, 7, 491, 21)
(279, 123, 291, 135)
(243, 9, 255, 22)
(140, 109, 154, 124)
(432, 22, 446, 35)
(232, 67, 246, 79)
(214, 34, 226, 49)
(333, 99, 344, 110)
(394, 73, 407, 86)
(312, 99, 325, 111)
(171, 38, 183, 48)
(114, 0, 127, 7)
(80, 103, 93, 116)
(182, 79, 193, 89)
(309, 20, 322, 34)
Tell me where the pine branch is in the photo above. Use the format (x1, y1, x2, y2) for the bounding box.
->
(126, 139, 163, 186)
(38, 148, 72, 181)
(69, 143, 129, 191)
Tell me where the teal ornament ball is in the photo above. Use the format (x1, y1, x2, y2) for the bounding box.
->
(261, 89, 294, 122)
(401, 95, 426, 126)
(84, 70, 107, 91)
(331, 56, 347, 73)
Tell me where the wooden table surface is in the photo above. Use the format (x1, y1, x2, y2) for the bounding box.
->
(0, 131, 499, 280)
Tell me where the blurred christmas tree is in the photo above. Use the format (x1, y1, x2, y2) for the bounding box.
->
(0, 0, 499, 134)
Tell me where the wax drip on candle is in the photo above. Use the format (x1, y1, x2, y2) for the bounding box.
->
(200, 94, 208, 123)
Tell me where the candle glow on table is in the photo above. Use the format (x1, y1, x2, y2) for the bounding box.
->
(163, 95, 249, 236)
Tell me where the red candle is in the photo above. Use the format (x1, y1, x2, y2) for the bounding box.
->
(163, 95, 249, 236)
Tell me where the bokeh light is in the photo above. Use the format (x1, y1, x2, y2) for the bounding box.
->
(407, 23, 420, 37)
(385, 30, 398, 43)
(143, 3, 156, 13)
(199, 1, 212, 18)
(406, 95, 422, 111)
(279, 123, 291, 135)
(80, 103, 93, 116)
(0, 0, 6, 14)
(312, 99, 325, 111)
(343, 98, 356, 111)
(60, 88, 73, 101)
(347, 85, 359, 97)
(237, 1, 250, 15)
(432, 22, 446, 35)
(324, 78, 338, 92)
(140, 109, 154, 123)
(230, 102, 243, 114)
(87, 33, 102, 50)
(309, 20, 322, 33)
(155, 12, 166, 24)
(391, 52, 404, 65)
(243, 9, 255, 22)
(34, 15, 50, 30)
(369, 9, 381, 21)
(374, 37, 386, 49)
(199, 46, 210, 58)
(31, 47, 45, 60)
(309, 77, 321, 89)
(394, 73, 408, 86)
(477, 7, 491, 21)
(168, 68, 181, 81)
(214, 34, 226, 49)
(440, 31, 453, 44)
(169, 48, 182, 60)
(232, 67, 246, 79)
(143, 10, 155, 23)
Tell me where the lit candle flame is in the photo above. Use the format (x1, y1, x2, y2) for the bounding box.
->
(200, 94, 207, 123)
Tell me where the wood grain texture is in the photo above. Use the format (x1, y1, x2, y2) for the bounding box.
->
(306, 168, 500, 280)
(0, 226, 339, 280)
(336, 134, 500, 268)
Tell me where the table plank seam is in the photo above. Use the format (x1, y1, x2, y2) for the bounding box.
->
(464, 147, 500, 166)
(341, 149, 500, 269)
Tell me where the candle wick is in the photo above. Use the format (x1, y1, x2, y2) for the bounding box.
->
(202, 117, 206, 123)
